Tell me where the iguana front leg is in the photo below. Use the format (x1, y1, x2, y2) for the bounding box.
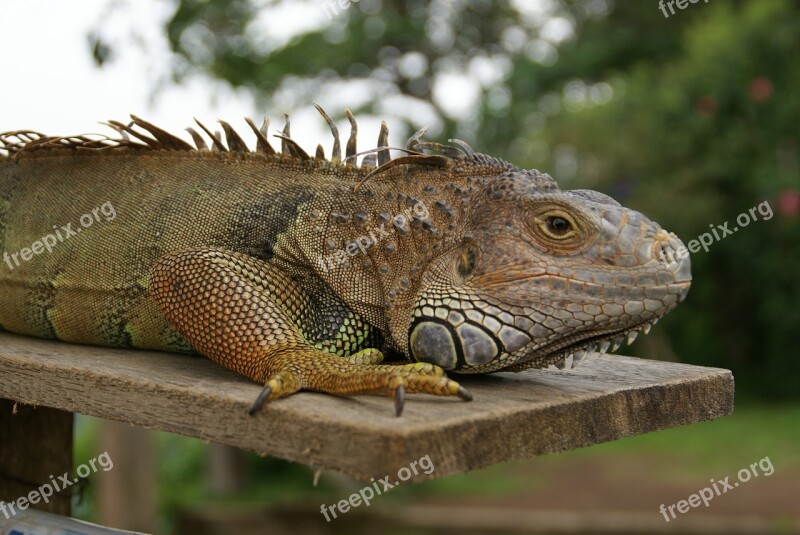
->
(148, 248, 471, 416)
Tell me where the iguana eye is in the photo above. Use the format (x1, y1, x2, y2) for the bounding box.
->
(528, 206, 592, 253)
(536, 211, 578, 240)
(547, 216, 571, 235)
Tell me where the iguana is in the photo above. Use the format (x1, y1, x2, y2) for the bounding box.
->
(0, 107, 691, 416)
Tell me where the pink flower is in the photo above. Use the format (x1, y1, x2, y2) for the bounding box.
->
(749, 77, 773, 103)
(777, 189, 800, 218)
(695, 96, 716, 117)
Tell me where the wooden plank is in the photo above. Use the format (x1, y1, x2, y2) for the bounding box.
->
(0, 332, 733, 481)
(0, 399, 73, 516)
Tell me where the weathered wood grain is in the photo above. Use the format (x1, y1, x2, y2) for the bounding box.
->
(0, 332, 733, 481)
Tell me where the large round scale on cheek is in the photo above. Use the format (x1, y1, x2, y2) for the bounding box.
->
(409, 321, 458, 370)
(456, 323, 499, 366)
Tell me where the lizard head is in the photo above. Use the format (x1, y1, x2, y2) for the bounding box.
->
(408, 167, 691, 373)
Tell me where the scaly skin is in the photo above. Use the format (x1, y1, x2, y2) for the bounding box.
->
(0, 110, 691, 415)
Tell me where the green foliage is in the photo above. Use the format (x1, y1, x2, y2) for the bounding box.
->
(71, 416, 101, 521)
(159, 0, 524, 139)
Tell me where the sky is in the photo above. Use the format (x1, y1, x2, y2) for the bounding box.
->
(0, 0, 381, 152)
(1, 3, 237, 128)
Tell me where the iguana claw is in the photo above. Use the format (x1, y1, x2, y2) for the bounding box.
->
(393, 383, 406, 417)
(248, 385, 272, 415)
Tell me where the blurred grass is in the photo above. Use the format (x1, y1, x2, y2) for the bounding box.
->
(567, 402, 800, 477)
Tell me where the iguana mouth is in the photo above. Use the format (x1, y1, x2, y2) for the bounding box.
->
(536, 318, 660, 371)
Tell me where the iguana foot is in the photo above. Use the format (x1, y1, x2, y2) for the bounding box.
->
(247, 348, 471, 416)
(345, 349, 446, 376)
(346, 349, 446, 378)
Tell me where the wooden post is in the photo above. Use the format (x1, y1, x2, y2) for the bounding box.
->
(96, 420, 157, 533)
(208, 444, 247, 494)
(0, 399, 73, 516)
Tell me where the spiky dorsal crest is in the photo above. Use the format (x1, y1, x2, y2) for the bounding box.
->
(0, 106, 514, 186)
